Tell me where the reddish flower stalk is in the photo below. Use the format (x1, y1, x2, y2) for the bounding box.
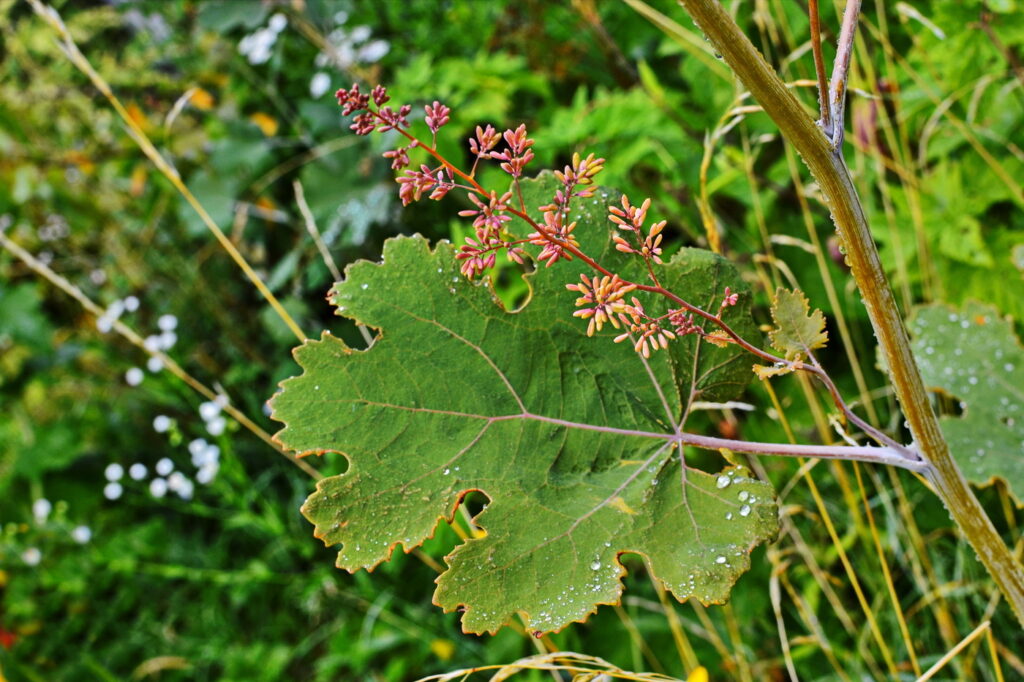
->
(331, 82, 913, 456)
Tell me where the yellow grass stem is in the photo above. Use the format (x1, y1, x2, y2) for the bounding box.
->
(915, 620, 991, 682)
(0, 229, 321, 481)
(852, 462, 922, 676)
(28, 0, 307, 343)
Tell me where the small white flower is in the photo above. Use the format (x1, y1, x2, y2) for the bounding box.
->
(22, 547, 42, 566)
(240, 28, 276, 65)
(158, 331, 177, 350)
(349, 25, 371, 42)
(167, 471, 186, 491)
(198, 401, 221, 422)
(214, 394, 229, 409)
(155, 458, 174, 476)
(129, 463, 148, 480)
(90, 269, 107, 285)
(104, 463, 124, 481)
(153, 415, 172, 433)
(205, 415, 226, 436)
(268, 13, 287, 33)
(188, 438, 208, 457)
(149, 478, 168, 498)
(192, 443, 218, 468)
(32, 498, 52, 523)
(97, 315, 114, 333)
(143, 335, 161, 352)
(103, 482, 123, 500)
(125, 367, 144, 386)
(358, 39, 389, 63)
(197, 463, 219, 485)
(71, 525, 92, 544)
(106, 299, 125, 320)
(123, 295, 140, 312)
(310, 72, 331, 98)
(147, 356, 164, 373)
(202, 444, 220, 464)
(157, 314, 178, 331)
(177, 479, 194, 500)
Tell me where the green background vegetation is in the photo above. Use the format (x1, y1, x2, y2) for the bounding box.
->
(1, 0, 1022, 679)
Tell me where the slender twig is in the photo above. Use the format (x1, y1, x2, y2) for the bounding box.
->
(28, 0, 307, 342)
(677, 0, 1024, 627)
(293, 180, 375, 348)
(293, 180, 342, 282)
(0, 229, 322, 481)
(827, 0, 863, 148)
(808, 0, 832, 134)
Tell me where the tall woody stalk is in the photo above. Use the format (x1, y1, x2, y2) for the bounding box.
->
(675, 0, 1024, 625)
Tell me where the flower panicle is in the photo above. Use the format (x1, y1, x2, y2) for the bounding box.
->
(612, 297, 676, 359)
(454, 190, 526, 277)
(609, 194, 664, 265)
(717, 286, 739, 316)
(566, 273, 637, 337)
(528, 210, 579, 267)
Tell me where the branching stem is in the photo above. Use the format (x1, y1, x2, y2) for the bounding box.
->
(828, 0, 862, 148)
(677, 0, 1024, 626)
(374, 107, 919, 463)
(808, 0, 832, 133)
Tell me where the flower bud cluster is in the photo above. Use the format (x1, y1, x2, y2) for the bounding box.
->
(613, 298, 677, 359)
(490, 124, 535, 179)
(455, 191, 525, 277)
(610, 195, 664, 264)
(334, 82, 748, 363)
(566, 274, 636, 337)
(527, 153, 605, 268)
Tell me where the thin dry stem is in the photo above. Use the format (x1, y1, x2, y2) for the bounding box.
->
(28, 0, 307, 342)
(0, 229, 321, 480)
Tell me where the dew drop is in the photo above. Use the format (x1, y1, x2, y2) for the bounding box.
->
(739, 504, 751, 517)
(738, 490, 749, 502)
(361, 283, 369, 290)
(716, 475, 731, 489)
(590, 560, 601, 571)
(725, 512, 733, 520)
(715, 555, 727, 564)
(443, 468, 450, 475)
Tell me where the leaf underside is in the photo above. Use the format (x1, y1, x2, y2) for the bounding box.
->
(910, 302, 1024, 504)
(270, 174, 779, 634)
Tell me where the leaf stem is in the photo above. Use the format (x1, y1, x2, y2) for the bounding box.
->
(677, 0, 1024, 626)
(502, 414, 926, 472)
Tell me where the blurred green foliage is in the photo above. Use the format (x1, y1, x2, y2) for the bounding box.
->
(0, 0, 1022, 680)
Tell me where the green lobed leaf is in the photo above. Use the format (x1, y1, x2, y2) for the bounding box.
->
(270, 173, 778, 634)
(909, 302, 1024, 502)
(767, 287, 828, 361)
